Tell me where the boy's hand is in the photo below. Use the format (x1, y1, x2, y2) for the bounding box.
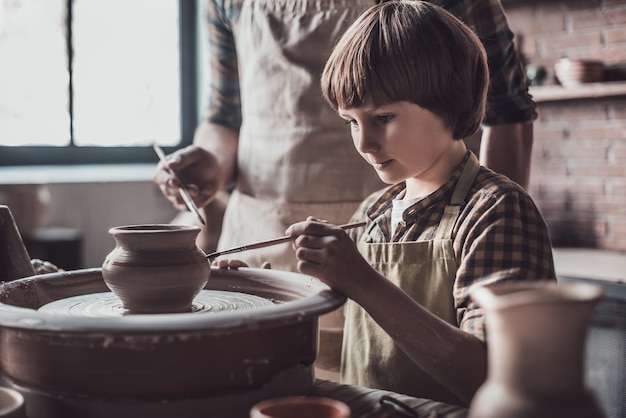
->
(286, 217, 371, 296)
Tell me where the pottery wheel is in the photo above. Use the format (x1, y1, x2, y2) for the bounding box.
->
(38, 290, 274, 317)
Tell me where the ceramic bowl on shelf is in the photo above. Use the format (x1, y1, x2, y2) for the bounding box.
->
(554, 58, 604, 87)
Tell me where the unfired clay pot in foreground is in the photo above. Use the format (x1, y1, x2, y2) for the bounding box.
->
(102, 224, 210, 313)
(469, 281, 605, 418)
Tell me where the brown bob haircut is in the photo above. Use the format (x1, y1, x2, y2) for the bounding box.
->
(321, 1, 489, 140)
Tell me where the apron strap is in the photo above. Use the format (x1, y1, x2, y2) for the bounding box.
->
(435, 152, 481, 240)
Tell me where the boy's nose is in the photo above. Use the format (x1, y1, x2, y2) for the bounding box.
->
(354, 129, 380, 154)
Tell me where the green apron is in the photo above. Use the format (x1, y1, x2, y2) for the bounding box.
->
(342, 153, 481, 405)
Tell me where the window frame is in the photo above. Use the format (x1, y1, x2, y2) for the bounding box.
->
(0, 0, 198, 166)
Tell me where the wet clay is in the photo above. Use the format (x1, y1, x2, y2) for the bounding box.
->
(38, 290, 274, 317)
(102, 224, 211, 314)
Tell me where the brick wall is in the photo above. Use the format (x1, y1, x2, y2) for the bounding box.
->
(502, 0, 626, 251)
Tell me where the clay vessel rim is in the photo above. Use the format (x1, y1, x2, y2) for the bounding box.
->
(252, 395, 350, 415)
(0, 387, 24, 416)
(470, 281, 604, 311)
(108, 224, 201, 234)
(0, 267, 346, 333)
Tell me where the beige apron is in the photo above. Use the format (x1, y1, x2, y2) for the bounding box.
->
(217, 0, 383, 272)
(342, 153, 481, 405)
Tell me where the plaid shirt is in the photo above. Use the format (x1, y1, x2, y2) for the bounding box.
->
(349, 152, 556, 342)
(203, 0, 537, 131)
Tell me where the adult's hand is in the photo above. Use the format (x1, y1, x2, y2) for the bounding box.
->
(153, 145, 224, 211)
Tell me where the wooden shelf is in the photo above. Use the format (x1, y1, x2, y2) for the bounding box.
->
(530, 81, 626, 103)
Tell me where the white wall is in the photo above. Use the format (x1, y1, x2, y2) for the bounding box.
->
(1, 165, 179, 269)
(41, 181, 178, 268)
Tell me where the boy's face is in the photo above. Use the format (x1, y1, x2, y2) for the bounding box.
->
(338, 101, 458, 192)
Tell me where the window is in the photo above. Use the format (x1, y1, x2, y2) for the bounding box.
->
(0, 0, 198, 165)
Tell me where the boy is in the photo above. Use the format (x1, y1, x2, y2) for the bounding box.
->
(286, 1, 555, 406)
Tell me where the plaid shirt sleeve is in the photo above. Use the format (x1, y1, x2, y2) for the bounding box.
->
(453, 170, 556, 341)
(438, 0, 538, 126)
(202, 0, 242, 131)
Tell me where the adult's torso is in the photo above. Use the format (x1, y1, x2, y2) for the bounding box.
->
(231, 0, 383, 203)
(217, 0, 386, 270)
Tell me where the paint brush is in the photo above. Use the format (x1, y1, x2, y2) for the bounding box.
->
(206, 221, 366, 261)
(153, 143, 206, 225)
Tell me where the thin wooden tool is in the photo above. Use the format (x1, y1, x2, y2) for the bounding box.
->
(206, 220, 366, 260)
(153, 144, 206, 225)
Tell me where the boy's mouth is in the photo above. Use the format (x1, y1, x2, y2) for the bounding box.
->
(372, 159, 392, 170)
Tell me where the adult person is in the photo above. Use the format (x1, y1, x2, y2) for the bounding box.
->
(155, 0, 535, 264)
(287, 1, 555, 404)
(154, 0, 536, 379)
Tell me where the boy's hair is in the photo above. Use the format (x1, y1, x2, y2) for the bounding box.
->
(321, 1, 489, 140)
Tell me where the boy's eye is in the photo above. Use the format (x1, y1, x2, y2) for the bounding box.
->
(343, 119, 358, 126)
(377, 114, 393, 123)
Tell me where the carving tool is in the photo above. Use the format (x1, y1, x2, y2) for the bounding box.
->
(153, 144, 206, 225)
(206, 221, 366, 261)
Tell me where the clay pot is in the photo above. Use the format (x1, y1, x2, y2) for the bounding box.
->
(468, 282, 605, 418)
(250, 396, 350, 418)
(102, 224, 210, 313)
